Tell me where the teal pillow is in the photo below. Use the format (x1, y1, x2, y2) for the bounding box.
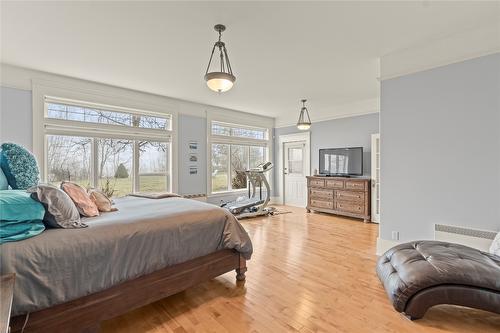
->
(0, 220, 45, 244)
(0, 190, 45, 222)
(0, 143, 40, 190)
(0, 190, 46, 243)
(0, 167, 8, 190)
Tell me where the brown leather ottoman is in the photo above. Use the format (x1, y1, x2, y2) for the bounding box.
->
(376, 241, 500, 319)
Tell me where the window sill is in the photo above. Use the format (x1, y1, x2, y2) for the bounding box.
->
(208, 188, 273, 199)
(208, 189, 249, 198)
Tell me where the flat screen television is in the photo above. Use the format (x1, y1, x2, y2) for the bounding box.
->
(319, 147, 363, 176)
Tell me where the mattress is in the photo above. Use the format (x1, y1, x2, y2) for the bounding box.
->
(0, 196, 253, 316)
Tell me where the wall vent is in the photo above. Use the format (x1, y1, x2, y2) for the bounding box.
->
(434, 224, 496, 252)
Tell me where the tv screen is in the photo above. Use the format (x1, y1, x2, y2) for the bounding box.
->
(319, 147, 363, 176)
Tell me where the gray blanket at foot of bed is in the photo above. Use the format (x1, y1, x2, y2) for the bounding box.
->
(0, 197, 252, 316)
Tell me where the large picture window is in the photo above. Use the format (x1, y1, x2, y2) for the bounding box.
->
(209, 121, 269, 194)
(43, 98, 172, 197)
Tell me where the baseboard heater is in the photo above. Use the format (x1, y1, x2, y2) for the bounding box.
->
(434, 224, 496, 252)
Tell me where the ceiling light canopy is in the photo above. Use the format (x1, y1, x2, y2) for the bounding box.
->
(205, 24, 235, 93)
(297, 99, 312, 130)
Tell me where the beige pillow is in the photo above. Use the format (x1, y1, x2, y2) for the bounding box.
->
(88, 189, 117, 212)
(60, 181, 99, 217)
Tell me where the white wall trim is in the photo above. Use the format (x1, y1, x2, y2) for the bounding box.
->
(274, 98, 379, 128)
(380, 23, 500, 81)
(277, 131, 311, 206)
(376, 237, 400, 256)
(269, 196, 282, 205)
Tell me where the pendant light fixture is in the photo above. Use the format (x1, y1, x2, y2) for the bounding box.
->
(296, 99, 312, 130)
(204, 24, 236, 93)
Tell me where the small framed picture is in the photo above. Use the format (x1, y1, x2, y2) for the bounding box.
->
(189, 153, 198, 162)
(189, 141, 198, 150)
(189, 167, 198, 175)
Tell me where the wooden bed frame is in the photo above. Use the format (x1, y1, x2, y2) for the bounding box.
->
(10, 249, 246, 333)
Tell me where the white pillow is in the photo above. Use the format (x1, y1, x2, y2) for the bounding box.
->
(490, 232, 500, 256)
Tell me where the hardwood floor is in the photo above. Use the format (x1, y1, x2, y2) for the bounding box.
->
(102, 206, 500, 333)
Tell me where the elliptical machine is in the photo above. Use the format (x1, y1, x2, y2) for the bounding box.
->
(221, 162, 275, 219)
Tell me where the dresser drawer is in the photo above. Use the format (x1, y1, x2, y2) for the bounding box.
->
(310, 188, 334, 199)
(345, 180, 367, 191)
(309, 179, 325, 187)
(325, 179, 344, 189)
(335, 190, 364, 203)
(335, 201, 364, 214)
(310, 199, 333, 209)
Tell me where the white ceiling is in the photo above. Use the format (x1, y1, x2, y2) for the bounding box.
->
(1, 1, 499, 126)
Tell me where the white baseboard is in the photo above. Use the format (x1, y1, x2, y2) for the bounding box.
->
(376, 237, 400, 256)
(376, 228, 496, 256)
(269, 196, 282, 205)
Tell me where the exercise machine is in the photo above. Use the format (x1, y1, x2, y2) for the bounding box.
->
(221, 162, 275, 219)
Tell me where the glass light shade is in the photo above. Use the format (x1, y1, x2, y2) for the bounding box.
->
(296, 104, 311, 130)
(205, 72, 236, 93)
(297, 123, 311, 130)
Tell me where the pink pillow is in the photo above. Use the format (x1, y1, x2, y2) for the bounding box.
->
(88, 189, 118, 212)
(61, 181, 99, 217)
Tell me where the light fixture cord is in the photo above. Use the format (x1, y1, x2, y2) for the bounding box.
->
(205, 44, 217, 75)
(220, 44, 224, 72)
(206, 26, 233, 76)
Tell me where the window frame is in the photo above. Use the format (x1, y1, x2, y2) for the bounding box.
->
(207, 113, 273, 196)
(33, 79, 178, 194)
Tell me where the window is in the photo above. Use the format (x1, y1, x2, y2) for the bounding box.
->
(138, 141, 169, 192)
(288, 147, 303, 175)
(47, 135, 92, 186)
(211, 122, 267, 140)
(209, 121, 270, 193)
(44, 98, 172, 197)
(46, 102, 171, 130)
(211, 144, 229, 192)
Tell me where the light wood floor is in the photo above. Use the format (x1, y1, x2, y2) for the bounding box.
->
(102, 206, 500, 333)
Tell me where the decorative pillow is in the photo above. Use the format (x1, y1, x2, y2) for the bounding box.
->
(60, 181, 99, 217)
(0, 190, 46, 243)
(490, 232, 500, 256)
(88, 189, 117, 212)
(0, 143, 40, 190)
(0, 189, 45, 221)
(28, 184, 87, 228)
(0, 167, 8, 190)
(0, 221, 45, 244)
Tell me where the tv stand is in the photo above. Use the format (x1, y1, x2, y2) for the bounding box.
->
(306, 176, 371, 222)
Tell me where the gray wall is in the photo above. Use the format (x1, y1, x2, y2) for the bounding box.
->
(274, 113, 379, 196)
(0, 86, 33, 150)
(178, 114, 207, 196)
(380, 53, 500, 242)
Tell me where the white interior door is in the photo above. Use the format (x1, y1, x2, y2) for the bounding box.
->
(284, 141, 307, 207)
(371, 133, 380, 223)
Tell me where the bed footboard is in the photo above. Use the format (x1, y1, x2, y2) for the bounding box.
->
(11, 249, 246, 333)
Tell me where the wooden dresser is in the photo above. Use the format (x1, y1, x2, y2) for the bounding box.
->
(306, 176, 371, 222)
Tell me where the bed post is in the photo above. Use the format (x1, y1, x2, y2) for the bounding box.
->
(236, 253, 247, 281)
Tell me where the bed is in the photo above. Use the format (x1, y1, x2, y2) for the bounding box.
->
(1, 196, 252, 333)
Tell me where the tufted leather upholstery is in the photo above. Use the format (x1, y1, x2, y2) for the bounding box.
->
(377, 241, 500, 317)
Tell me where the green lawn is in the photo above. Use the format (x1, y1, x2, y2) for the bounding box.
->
(212, 172, 228, 192)
(51, 175, 168, 198)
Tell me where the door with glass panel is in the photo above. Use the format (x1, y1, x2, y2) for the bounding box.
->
(283, 141, 307, 207)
